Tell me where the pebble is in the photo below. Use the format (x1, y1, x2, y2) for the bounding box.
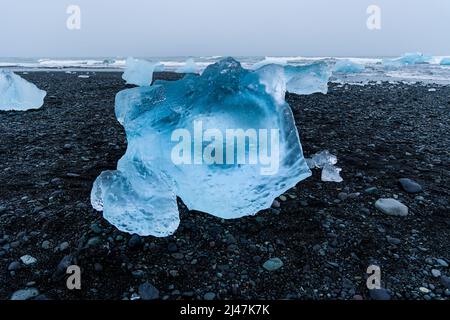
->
(90, 224, 103, 234)
(337, 192, 348, 201)
(66, 173, 80, 177)
(11, 288, 40, 300)
(435, 258, 448, 267)
(204, 292, 216, 300)
(53, 255, 73, 280)
(398, 178, 422, 193)
(128, 234, 142, 249)
(262, 257, 284, 271)
(167, 243, 178, 252)
(386, 236, 401, 245)
(431, 269, 441, 278)
(271, 200, 280, 208)
(441, 275, 450, 289)
(57, 242, 69, 252)
(94, 263, 103, 272)
(8, 261, 21, 271)
(169, 270, 179, 277)
(132, 270, 145, 279)
(20, 255, 37, 265)
(365, 187, 378, 194)
(375, 198, 408, 216)
(369, 288, 391, 300)
(86, 237, 101, 247)
(138, 282, 159, 300)
(419, 287, 430, 293)
(41, 240, 51, 250)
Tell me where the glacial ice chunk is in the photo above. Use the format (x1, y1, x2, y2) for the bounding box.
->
(333, 60, 365, 73)
(0, 70, 46, 111)
(310, 150, 337, 168)
(440, 57, 450, 65)
(122, 57, 163, 86)
(306, 150, 343, 183)
(321, 164, 343, 183)
(383, 52, 431, 68)
(92, 57, 315, 236)
(255, 62, 332, 103)
(176, 58, 199, 74)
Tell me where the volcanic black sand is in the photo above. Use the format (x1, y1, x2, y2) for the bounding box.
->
(0, 71, 449, 300)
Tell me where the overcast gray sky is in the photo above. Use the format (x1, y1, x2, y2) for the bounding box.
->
(1, 0, 449, 57)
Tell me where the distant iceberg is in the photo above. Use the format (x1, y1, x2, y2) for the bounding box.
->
(122, 57, 163, 86)
(176, 58, 199, 74)
(0, 70, 46, 111)
(440, 57, 450, 65)
(333, 59, 365, 73)
(252, 57, 289, 69)
(383, 52, 431, 67)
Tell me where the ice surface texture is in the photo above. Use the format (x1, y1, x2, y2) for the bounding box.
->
(122, 57, 163, 86)
(0, 70, 46, 111)
(92, 58, 331, 237)
(333, 60, 365, 74)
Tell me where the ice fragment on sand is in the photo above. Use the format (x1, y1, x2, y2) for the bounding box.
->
(321, 164, 343, 183)
(310, 150, 337, 168)
(92, 58, 319, 236)
(0, 70, 46, 111)
(306, 150, 342, 183)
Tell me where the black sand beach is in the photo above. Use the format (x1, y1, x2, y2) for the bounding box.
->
(0, 71, 449, 300)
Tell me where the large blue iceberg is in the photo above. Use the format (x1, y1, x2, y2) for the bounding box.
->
(92, 58, 331, 236)
(0, 70, 46, 111)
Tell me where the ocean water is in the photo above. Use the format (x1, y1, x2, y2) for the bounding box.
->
(1, 56, 450, 85)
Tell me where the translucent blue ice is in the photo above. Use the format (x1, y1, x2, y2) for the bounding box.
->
(440, 57, 450, 65)
(176, 58, 199, 74)
(0, 70, 46, 111)
(122, 57, 163, 86)
(92, 58, 329, 237)
(333, 60, 365, 74)
(255, 62, 331, 103)
(383, 52, 431, 68)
